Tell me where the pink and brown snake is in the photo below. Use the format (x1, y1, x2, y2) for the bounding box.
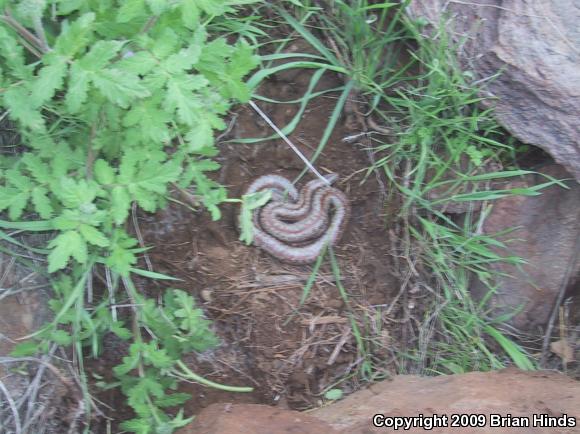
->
(243, 174, 350, 264)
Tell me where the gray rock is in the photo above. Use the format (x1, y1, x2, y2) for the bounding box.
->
(406, 0, 580, 182)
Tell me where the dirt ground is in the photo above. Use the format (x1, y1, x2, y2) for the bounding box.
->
(64, 42, 570, 434)
(2, 43, 571, 434)
(1, 9, 574, 434)
(88, 64, 408, 429)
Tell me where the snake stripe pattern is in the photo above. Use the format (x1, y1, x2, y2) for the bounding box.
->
(244, 174, 350, 264)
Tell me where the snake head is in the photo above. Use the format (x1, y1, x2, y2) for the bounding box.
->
(323, 173, 339, 185)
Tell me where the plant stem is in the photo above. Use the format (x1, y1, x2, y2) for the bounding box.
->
(174, 360, 254, 393)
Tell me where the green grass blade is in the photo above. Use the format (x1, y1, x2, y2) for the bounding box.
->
(129, 267, 182, 281)
(247, 61, 347, 89)
(253, 85, 342, 104)
(484, 325, 536, 370)
(19, 263, 93, 339)
(0, 219, 53, 231)
(236, 69, 340, 145)
(0, 229, 50, 254)
(272, 5, 340, 65)
(260, 53, 326, 61)
(294, 80, 355, 182)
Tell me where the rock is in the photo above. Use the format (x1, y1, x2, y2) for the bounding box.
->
(175, 403, 341, 434)
(469, 163, 580, 331)
(0, 250, 52, 376)
(406, 0, 580, 182)
(313, 369, 580, 433)
(0, 246, 68, 433)
(177, 369, 580, 434)
(550, 339, 575, 364)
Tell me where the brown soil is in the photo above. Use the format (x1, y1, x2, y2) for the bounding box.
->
(83, 45, 566, 433)
(89, 65, 406, 430)
(1, 14, 570, 434)
(162, 72, 398, 398)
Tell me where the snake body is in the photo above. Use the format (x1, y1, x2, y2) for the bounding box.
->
(244, 174, 350, 264)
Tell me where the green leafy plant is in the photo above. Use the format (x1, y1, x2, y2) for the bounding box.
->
(112, 288, 222, 432)
(1, 0, 258, 431)
(323, 388, 343, 401)
(238, 189, 271, 244)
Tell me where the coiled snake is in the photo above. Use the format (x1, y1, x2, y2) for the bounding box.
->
(244, 174, 350, 264)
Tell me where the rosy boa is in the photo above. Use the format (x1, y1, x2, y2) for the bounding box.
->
(244, 174, 350, 264)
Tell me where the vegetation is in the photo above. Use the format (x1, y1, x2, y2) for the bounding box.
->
(258, 0, 564, 377)
(0, 0, 259, 432)
(0, 0, 566, 432)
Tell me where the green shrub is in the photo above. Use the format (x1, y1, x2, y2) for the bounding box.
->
(1, 1, 258, 431)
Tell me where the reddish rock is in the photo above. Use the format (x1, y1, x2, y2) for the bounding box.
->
(0, 248, 66, 433)
(314, 369, 580, 434)
(175, 403, 341, 434)
(469, 164, 580, 331)
(0, 251, 51, 377)
(406, 0, 580, 182)
(178, 369, 580, 434)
